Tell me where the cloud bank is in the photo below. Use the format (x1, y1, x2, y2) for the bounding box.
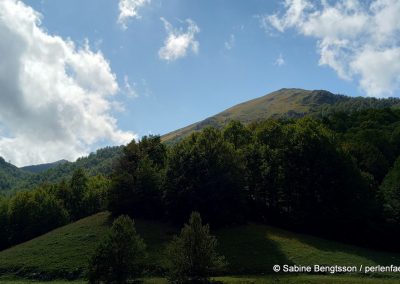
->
(158, 17, 200, 61)
(261, 0, 400, 97)
(0, 0, 134, 166)
(118, 0, 150, 29)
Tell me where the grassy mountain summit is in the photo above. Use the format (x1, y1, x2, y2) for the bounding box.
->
(162, 88, 400, 143)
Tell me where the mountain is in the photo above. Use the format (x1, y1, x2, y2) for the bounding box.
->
(0, 157, 31, 191)
(21, 159, 69, 174)
(0, 146, 123, 192)
(2, 88, 400, 192)
(17, 146, 123, 190)
(162, 88, 400, 143)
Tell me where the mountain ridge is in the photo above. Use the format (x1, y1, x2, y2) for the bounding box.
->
(21, 159, 69, 174)
(2, 88, 400, 192)
(0, 146, 123, 192)
(161, 88, 400, 143)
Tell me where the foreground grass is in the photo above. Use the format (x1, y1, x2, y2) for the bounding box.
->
(0, 212, 111, 279)
(216, 225, 400, 275)
(1, 212, 400, 280)
(2, 275, 400, 284)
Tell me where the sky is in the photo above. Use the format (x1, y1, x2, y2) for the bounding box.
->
(0, 0, 399, 166)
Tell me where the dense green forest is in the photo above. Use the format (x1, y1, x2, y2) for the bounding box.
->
(0, 170, 110, 249)
(109, 108, 400, 250)
(2, 107, 400, 253)
(0, 146, 122, 193)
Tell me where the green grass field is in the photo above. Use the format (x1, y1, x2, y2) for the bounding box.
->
(2, 275, 400, 284)
(1, 212, 400, 282)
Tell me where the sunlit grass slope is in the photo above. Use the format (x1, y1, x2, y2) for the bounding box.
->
(2, 275, 400, 284)
(0, 212, 111, 279)
(161, 89, 341, 143)
(1, 212, 400, 280)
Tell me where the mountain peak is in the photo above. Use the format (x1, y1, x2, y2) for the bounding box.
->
(161, 88, 400, 144)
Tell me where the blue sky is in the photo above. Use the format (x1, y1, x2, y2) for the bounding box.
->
(0, 0, 399, 165)
(24, 0, 359, 135)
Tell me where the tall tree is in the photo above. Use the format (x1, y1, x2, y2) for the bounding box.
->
(108, 136, 166, 218)
(69, 168, 88, 220)
(88, 215, 146, 284)
(380, 157, 400, 224)
(165, 212, 226, 283)
(164, 128, 246, 227)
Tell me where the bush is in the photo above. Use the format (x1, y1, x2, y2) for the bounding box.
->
(87, 215, 146, 284)
(165, 212, 227, 283)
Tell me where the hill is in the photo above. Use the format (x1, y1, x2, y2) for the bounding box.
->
(2, 88, 400, 191)
(0, 146, 122, 192)
(19, 146, 123, 189)
(20, 160, 69, 174)
(1, 212, 400, 281)
(0, 157, 31, 192)
(162, 88, 400, 143)
(2, 88, 400, 192)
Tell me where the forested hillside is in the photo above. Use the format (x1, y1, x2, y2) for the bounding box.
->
(2, 89, 400, 194)
(109, 108, 400, 249)
(2, 90, 400, 252)
(21, 160, 69, 174)
(0, 158, 31, 191)
(0, 146, 122, 192)
(2, 93, 400, 282)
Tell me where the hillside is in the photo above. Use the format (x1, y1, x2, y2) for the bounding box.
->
(162, 88, 400, 143)
(21, 160, 69, 174)
(19, 146, 123, 189)
(0, 158, 31, 192)
(1, 212, 400, 281)
(2, 88, 400, 192)
(0, 146, 123, 192)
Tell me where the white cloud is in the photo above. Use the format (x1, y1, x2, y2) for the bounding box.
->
(224, 34, 235, 50)
(123, 75, 139, 98)
(0, 0, 135, 166)
(261, 0, 400, 97)
(118, 0, 150, 29)
(275, 53, 285, 66)
(158, 17, 200, 61)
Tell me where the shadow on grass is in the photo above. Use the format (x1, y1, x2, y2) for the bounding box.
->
(267, 225, 400, 267)
(215, 224, 293, 275)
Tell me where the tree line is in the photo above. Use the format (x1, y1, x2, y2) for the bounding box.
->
(109, 108, 400, 250)
(0, 170, 109, 249)
(2, 108, 400, 251)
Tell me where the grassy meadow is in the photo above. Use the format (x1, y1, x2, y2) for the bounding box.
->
(0, 212, 399, 282)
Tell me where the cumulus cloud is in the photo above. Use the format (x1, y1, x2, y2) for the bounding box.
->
(224, 34, 235, 50)
(275, 53, 285, 66)
(118, 0, 150, 29)
(0, 0, 134, 166)
(261, 0, 400, 97)
(158, 17, 200, 61)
